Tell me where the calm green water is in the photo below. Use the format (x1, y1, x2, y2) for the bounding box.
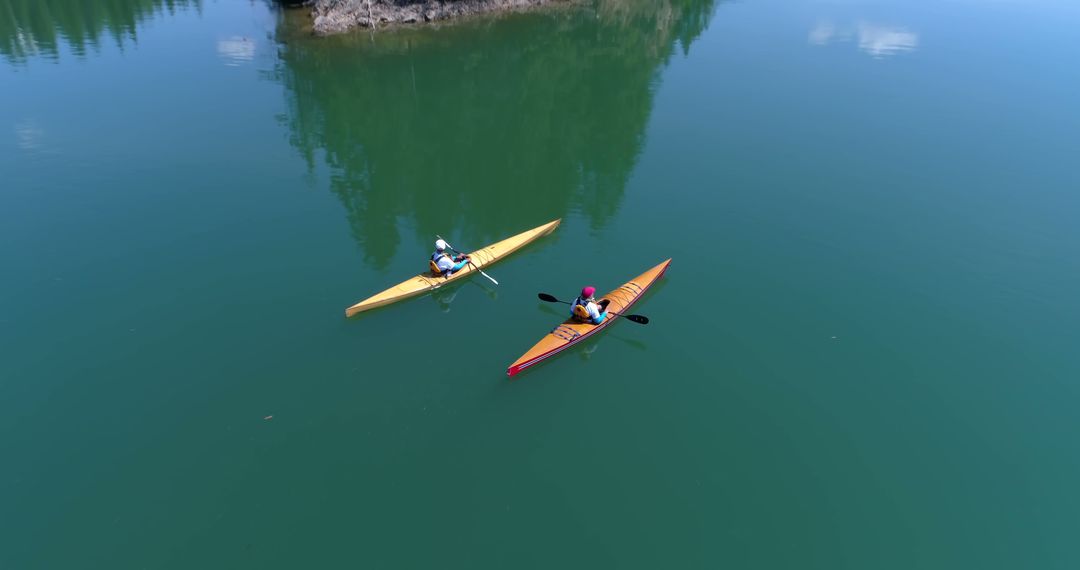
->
(3, 0, 1079, 567)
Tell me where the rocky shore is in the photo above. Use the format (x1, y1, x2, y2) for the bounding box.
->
(311, 0, 560, 34)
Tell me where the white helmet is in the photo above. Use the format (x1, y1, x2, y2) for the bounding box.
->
(435, 239, 448, 251)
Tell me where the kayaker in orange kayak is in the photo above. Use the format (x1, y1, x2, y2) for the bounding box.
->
(570, 286, 610, 325)
(430, 239, 470, 277)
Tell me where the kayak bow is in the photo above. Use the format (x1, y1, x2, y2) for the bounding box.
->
(344, 219, 561, 317)
(507, 258, 671, 376)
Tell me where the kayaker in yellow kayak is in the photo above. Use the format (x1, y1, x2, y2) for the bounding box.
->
(571, 286, 610, 325)
(430, 239, 470, 277)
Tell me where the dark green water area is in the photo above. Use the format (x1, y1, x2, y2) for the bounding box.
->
(2, 0, 1078, 567)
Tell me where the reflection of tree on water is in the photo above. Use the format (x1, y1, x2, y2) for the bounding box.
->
(0, 0, 201, 64)
(276, 0, 715, 269)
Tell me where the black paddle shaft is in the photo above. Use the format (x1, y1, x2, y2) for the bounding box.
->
(435, 234, 466, 256)
(536, 293, 649, 325)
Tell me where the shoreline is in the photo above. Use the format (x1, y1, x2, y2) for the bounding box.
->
(309, 0, 568, 35)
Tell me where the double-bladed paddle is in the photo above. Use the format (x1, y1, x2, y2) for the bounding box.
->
(435, 234, 499, 286)
(537, 293, 650, 324)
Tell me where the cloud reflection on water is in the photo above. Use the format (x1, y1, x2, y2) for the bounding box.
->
(808, 20, 836, 45)
(856, 22, 919, 57)
(809, 20, 919, 58)
(15, 119, 44, 151)
(217, 36, 255, 66)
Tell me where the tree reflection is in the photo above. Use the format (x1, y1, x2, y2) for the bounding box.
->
(0, 0, 201, 64)
(276, 0, 715, 268)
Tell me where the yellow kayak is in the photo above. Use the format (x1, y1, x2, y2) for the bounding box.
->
(506, 258, 671, 376)
(344, 219, 561, 317)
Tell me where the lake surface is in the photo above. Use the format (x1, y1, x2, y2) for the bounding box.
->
(3, 0, 1079, 567)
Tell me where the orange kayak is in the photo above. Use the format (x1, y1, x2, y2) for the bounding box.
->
(506, 259, 671, 377)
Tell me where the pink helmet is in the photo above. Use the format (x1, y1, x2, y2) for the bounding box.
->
(581, 286, 596, 298)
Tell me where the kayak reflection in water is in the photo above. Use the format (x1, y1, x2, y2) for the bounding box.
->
(430, 239, 470, 277)
(432, 288, 458, 313)
(570, 286, 609, 325)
